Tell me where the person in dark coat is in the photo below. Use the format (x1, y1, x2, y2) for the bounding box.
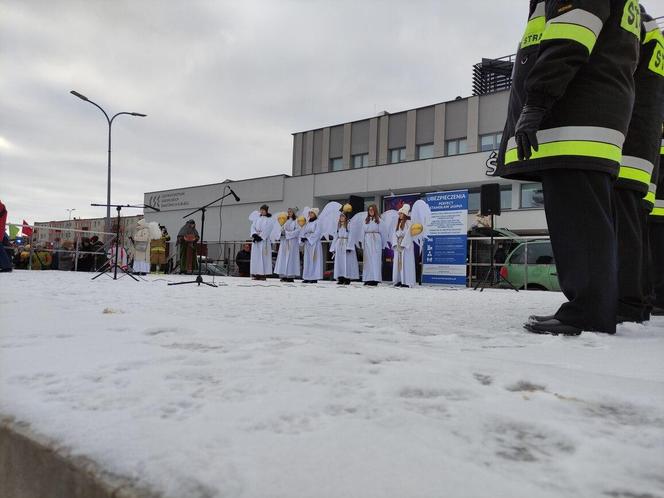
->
(0, 200, 12, 272)
(77, 237, 94, 271)
(235, 242, 251, 277)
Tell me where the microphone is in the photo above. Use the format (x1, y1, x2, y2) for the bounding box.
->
(229, 188, 240, 202)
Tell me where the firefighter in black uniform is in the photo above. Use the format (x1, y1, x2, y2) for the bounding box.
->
(615, 9, 664, 323)
(648, 127, 664, 315)
(494, 0, 640, 335)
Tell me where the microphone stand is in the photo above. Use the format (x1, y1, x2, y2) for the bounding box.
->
(91, 203, 160, 281)
(168, 190, 238, 287)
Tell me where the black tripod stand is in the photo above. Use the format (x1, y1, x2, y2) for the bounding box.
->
(91, 203, 159, 281)
(168, 189, 238, 287)
(473, 214, 518, 292)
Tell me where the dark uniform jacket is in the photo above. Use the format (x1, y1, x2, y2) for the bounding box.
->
(495, 0, 640, 181)
(617, 13, 664, 197)
(652, 128, 664, 222)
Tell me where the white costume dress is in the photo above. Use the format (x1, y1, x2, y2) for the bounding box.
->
(132, 224, 151, 273)
(362, 219, 383, 282)
(274, 218, 301, 278)
(331, 226, 359, 280)
(250, 215, 274, 275)
(392, 220, 416, 287)
(301, 219, 323, 281)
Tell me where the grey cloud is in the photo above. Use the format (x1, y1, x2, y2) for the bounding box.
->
(1, 0, 525, 223)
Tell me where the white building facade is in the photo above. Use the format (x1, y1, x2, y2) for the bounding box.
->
(144, 90, 547, 257)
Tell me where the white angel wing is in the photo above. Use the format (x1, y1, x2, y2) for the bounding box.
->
(299, 206, 311, 219)
(319, 201, 342, 240)
(379, 210, 398, 248)
(147, 222, 162, 240)
(269, 217, 282, 242)
(248, 210, 260, 222)
(411, 199, 432, 245)
(348, 211, 367, 248)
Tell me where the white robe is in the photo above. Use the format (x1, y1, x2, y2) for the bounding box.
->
(250, 216, 274, 275)
(274, 219, 301, 278)
(301, 219, 323, 281)
(132, 226, 151, 273)
(362, 220, 383, 282)
(331, 227, 359, 279)
(392, 221, 416, 287)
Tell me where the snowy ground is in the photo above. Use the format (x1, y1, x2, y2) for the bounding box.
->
(1, 271, 663, 498)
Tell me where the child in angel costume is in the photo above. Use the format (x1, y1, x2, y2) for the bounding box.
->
(300, 207, 323, 283)
(274, 208, 301, 282)
(391, 205, 415, 287)
(359, 204, 385, 286)
(389, 200, 431, 287)
(329, 205, 359, 285)
(249, 204, 276, 280)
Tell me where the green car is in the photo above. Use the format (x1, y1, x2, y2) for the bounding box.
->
(499, 240, 560, 291)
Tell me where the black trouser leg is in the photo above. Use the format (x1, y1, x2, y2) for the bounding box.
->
(650, 222, 664, 309)
(540, 170, 617, 334)
(615, 188, 647, 321)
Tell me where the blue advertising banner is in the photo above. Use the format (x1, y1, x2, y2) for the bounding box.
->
(422, 190, 468, 286)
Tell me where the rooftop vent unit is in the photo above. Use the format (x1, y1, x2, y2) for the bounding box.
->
(472, 55, 515, 96)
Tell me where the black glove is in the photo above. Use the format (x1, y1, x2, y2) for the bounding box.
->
(514, 105, 546, 161)
(252, 234, 262, 242)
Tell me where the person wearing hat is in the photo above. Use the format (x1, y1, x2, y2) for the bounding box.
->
(274, 208, 301, 282)
(177, 219, 199, 274)
(331, 211, 359, 285)
(250, 204, 274, 280)
(362, 204, 383, 286)
(392, 204, 416, 287)
(301, 207, 323, 283)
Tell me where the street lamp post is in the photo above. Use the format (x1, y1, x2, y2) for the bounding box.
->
(70, 90, 146, 241)
(66, 208, 76, 221)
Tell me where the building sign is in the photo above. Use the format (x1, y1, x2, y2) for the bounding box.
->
(422, 189, 468, 286)
(146, 191, 191, 211)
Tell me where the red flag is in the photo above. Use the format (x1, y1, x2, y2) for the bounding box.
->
(22, 220, 33, 237)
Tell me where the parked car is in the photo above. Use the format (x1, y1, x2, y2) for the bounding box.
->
(468, 226, 523, 283)
(499, 240, 560, 291)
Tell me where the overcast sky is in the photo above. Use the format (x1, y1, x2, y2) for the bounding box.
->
(1, 0, 526, 224)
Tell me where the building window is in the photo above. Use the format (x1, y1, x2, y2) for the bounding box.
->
(329, 157, 343, 171)
(352, 153, 369, 168)
(446, 138, 467, 156)
(389, 147, 406, 163)
(468, 189, 481, 212)
(417, 143, 434, 160)
(520, 183, 544, 208)
(500, 185, 512, 210)
(480, 132, 502, 152)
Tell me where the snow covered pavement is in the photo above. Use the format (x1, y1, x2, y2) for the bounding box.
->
(1, 271, 663, 498)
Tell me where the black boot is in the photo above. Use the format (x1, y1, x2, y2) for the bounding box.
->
(527, 314, 556, 323)
(523, 319, 582, 336)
